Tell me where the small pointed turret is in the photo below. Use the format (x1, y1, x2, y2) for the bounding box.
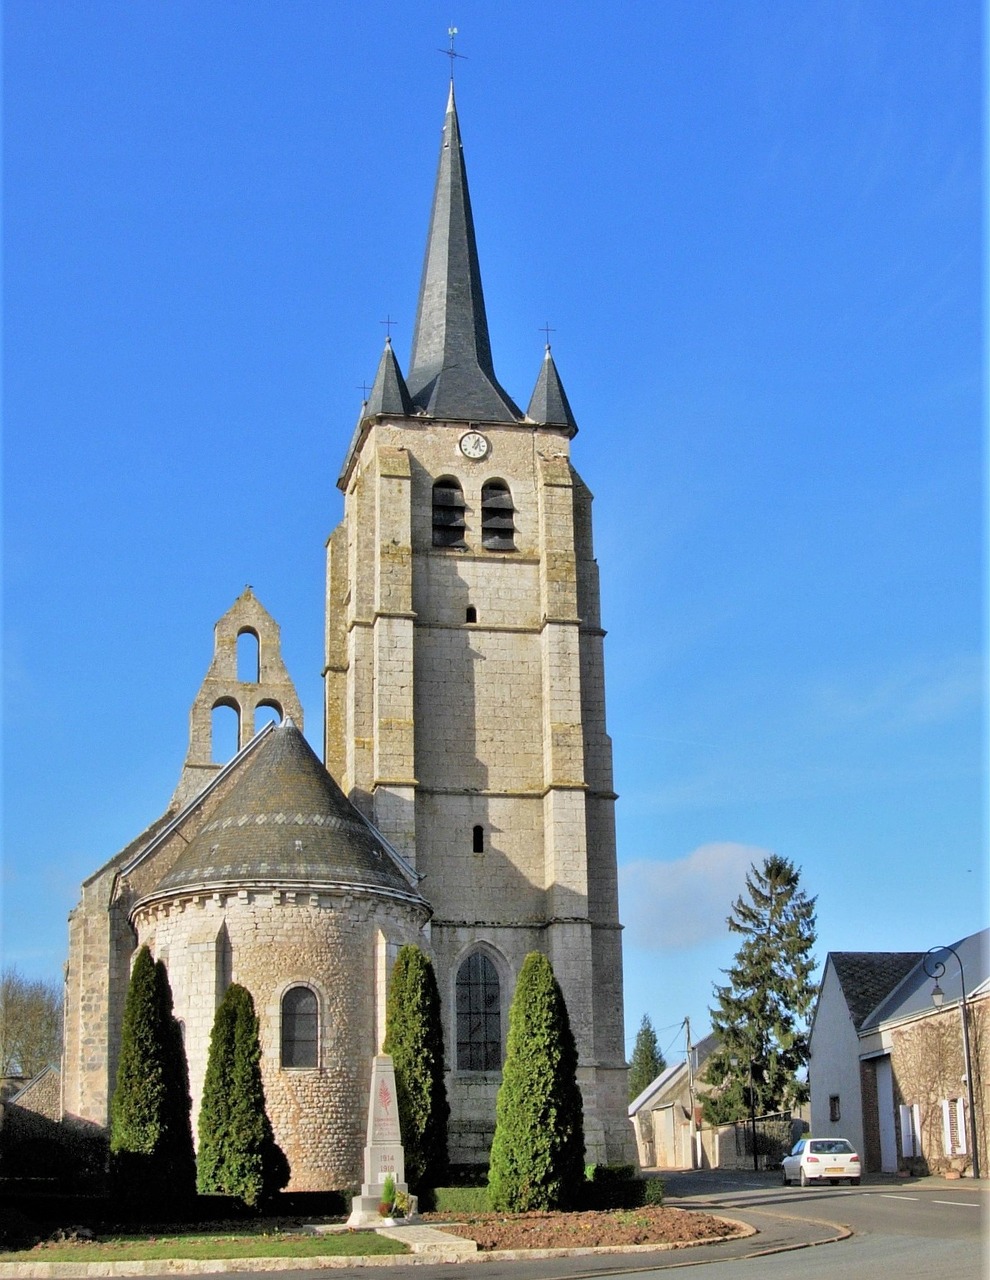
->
(365, 336, 413, 418)
(407, 84, 520, 423)
(526, 345, 578, 434)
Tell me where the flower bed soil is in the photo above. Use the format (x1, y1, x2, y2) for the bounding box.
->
(423, 1204, 742, 1250)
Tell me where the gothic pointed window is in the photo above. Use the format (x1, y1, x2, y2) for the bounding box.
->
(456, 952, 501, 1071)
(481, 480, 515, 550)
(432, 477, 467, 548)
(281, 985, 319, 1068)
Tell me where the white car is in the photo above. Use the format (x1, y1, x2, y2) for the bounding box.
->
(781, 1137, 861, 1186)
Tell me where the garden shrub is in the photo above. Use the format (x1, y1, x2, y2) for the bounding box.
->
(383, 945, 449, 1193)
(197, 984, 289, 1207)
(488, 952, 585, 1211)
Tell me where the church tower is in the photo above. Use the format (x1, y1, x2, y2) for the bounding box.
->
(325, 84, 633, 1165)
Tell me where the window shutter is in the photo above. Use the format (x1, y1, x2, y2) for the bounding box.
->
(955, 1099, 967, 1155)
(942, 1100, 953, 1155)
(900, 1103, 918, 1157)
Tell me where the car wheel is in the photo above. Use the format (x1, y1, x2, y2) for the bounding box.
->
(850, 1177, 861, 1186)
(799, 1167, 809, 1187)
(782, 1169, 789, 1186)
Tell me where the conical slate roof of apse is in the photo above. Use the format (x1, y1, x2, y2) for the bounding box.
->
(365, 336, 414, 418)
(406, 83, 521, 424)
(151, 721, 422, 900)
(526, 346, 578, 434)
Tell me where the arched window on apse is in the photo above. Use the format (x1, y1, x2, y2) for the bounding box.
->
(456, 952, 501, 1071)
(281, 986, 319, 1068)
(237, 629, 260, 683)
(211, 701, 240, 763)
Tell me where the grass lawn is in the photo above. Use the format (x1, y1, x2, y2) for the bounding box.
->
(1, 1228, 407, 1263)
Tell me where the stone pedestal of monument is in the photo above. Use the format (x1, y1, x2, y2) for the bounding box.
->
(348, 1054, 419, 1226)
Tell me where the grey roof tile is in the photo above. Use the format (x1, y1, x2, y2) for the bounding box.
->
(526, 346, 577, 432)
(151, 722, 424, 901)
(366, 337, 413, 418)
(829, 952, 925, 1029)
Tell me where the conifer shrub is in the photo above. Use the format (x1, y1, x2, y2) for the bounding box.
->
(628, 1014, 666, 1101)
(382, 944, 449, 1196)
(487, 952, 585, 1212)
(197, 983, 290, 1207)
(109, 946, 195, 1207)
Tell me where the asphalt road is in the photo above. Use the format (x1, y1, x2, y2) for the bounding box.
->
(98, 1171, 989, 1280)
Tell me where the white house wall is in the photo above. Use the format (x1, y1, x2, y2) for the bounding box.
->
(809, 960, 866, 1154)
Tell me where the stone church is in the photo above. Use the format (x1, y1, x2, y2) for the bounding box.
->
(61, 84, 634, 1189)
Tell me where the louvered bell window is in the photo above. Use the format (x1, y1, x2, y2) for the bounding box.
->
(432, 478, 467, 548)
(481, 481, 515, 551)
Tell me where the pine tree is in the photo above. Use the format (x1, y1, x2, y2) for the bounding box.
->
(383, 945, 449, 1194)
(197, 983, 290, 1206)
(628, 1014, 666, 1101)
(488, 952, 585, 1212)
(109, 946, 195, 1205)
(701, 855, 817, 1124)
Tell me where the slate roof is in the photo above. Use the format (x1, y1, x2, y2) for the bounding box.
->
(406, 83, 520, 424)
(148, 721, 424, 903)
(829, 952, 925, 1030)
(526, 346, 578, 434)
(366, 337, 413, 418)
(861, 928, 990, 1031)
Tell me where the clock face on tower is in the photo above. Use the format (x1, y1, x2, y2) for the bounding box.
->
(458, 430, 490, 460)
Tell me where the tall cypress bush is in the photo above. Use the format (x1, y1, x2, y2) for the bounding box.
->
(488, 952, 585, 1212)
(197, 983, 289, 1206)
(383, 945, 449, 1193)
(109, 946, 195, 1206)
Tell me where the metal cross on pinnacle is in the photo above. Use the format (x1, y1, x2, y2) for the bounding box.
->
(439, 26, 467, 79)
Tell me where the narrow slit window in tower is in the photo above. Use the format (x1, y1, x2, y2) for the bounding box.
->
(466, 606, 477, 623)
(472, 824, 484, 852)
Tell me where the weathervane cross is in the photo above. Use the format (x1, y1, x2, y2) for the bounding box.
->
(540, 321, 556, 348)
(439, 26, 466, 78)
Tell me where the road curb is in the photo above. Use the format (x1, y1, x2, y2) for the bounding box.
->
(0, 1217, 757, 1277)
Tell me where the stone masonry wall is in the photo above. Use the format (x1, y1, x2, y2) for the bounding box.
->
(328, 415, 632, 1164)
(136, 890, 427, 1190)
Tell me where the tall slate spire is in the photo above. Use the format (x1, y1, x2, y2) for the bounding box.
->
(407, 84, 520, 423)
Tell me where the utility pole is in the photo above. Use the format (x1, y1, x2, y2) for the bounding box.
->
(684, 1017, 696, 1169)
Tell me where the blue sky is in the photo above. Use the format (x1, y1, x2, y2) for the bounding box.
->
(3, 1, 984, 1068)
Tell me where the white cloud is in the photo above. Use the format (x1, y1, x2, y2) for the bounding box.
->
(619, 842, 770, 952)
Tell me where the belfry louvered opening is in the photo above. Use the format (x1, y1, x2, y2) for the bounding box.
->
(432, 477, 467, 547)
(481, 480, 515, 550)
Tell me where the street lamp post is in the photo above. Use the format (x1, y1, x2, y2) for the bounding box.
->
(730, 1053, 760, 1172)
(924, 945, 980, 1179)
